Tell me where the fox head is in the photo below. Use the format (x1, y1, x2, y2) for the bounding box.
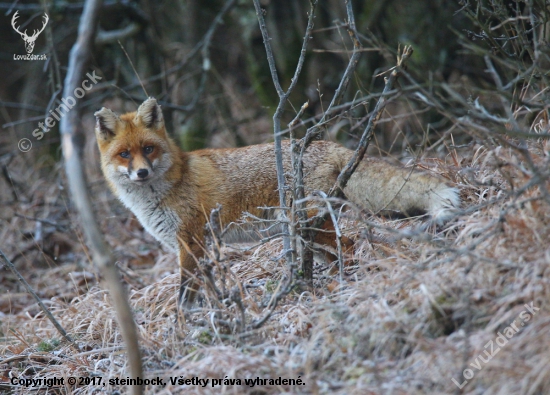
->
(94, 97, 176, 188)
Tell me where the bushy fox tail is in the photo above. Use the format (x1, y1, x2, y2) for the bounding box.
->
(344, 159, 459, 224)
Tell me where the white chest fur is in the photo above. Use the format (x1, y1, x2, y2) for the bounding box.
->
(116, 182, 181, 252)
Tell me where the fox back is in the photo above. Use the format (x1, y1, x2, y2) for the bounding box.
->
(94, 97, 460, 306)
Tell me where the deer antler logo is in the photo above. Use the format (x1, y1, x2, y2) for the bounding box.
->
(11, 11, 49, 54)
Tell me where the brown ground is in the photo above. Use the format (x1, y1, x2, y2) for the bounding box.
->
(1, 135, 549, 394)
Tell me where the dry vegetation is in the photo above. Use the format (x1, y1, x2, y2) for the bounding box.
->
(2, 0, 550, 394)
(2, 122, 550, 394)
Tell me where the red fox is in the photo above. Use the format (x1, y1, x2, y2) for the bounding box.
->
(94, 98, 459, 306)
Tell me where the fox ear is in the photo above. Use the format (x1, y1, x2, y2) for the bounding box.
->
(94, 107, 120, 141)
(136, 97, 164, 131)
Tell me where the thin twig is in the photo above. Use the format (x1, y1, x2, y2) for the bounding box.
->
(296, 0, 363, 283)
(253, 0, 318, 266)
(301, 0, 363, 145)
(14, 213, 67, 231)
(96, 22, 142, 45)
(121, 0, 235, 112)
(177, 0, 236, 114)
(0, 247, 76, 348)
(251, 0, 318, 324)
(316, 192, 345, 282)
(118, 41, 148, 96)
(328, 45, 414, 198)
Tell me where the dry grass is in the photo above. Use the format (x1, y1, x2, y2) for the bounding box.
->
(1, 135, 550, 395)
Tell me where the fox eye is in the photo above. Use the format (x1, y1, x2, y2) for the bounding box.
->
(143, 146, 154, 154)
(120, 151, 130, 159)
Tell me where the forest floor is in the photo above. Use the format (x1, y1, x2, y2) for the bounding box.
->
(1, 136, 549, 394)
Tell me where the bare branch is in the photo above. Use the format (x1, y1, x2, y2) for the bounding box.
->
(253, 0, 318, 267)
(0, 247, 76, 348)
(302, 0, 363, 145)
(329, 45, 414, 198)
(96, 22, 142, 45)
(295, 0, 363, 283)
(59, 0, 143, 394)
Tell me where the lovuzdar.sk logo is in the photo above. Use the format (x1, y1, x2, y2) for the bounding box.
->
(12, 11, 48, 60)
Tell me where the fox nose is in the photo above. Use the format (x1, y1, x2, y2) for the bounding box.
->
(137, 169, 149, 179)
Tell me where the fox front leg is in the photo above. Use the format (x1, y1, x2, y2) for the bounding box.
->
(177, 242, 203, 310)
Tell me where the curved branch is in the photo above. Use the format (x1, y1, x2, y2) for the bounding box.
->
(59, 0, 143, 394)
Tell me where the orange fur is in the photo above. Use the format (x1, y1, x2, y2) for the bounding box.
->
(94, 98, 460, 307)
